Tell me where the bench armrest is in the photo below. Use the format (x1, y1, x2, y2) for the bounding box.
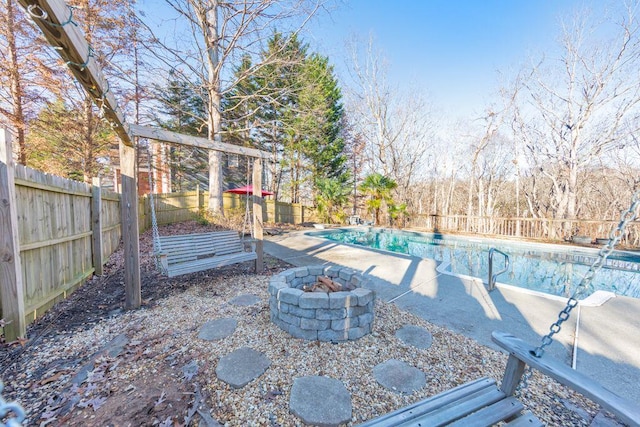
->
(154, 251, 169, 273)
(492, 331, 640, 427)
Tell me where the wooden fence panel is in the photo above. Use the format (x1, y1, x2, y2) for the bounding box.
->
(153, 191, 200, 225)
(144, 191, 311, 226)
(101, 190, 121, 258)
(14, 165, 94, 321)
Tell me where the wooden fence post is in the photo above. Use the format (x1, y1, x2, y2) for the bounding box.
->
(0, 129, 26, 341)
(252, 158, 264, 273)
(91, 177, 103, 276)
(119, 142, 141, 309)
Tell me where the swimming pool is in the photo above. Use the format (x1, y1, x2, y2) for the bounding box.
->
(309, 228, 640, 299)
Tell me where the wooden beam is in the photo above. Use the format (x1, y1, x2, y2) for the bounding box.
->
(91, 177, 103, 276)
(17, 0, 133, 146)
(130, 124, 270, 160)
(119, 142, 141, 309)
(252, 158, 264, 273)
(0, 129, 27, 341)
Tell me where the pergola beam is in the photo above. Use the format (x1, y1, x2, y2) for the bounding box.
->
(17, 0, 133, 146)
(129, 124, 270, 160)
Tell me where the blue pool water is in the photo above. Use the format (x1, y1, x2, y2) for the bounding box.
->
(310, 228, 640, 299)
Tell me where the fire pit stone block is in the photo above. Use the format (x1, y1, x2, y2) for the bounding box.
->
(269, 265, 375, 342)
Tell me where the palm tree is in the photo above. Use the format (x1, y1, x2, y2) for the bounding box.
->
(315, 177, 351, 224)
(359, 173, 397, 225)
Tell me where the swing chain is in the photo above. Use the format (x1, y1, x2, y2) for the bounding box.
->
(518, 189, 640, 392)
(534, 189, 639, 358)
(147, 143, 165, 274)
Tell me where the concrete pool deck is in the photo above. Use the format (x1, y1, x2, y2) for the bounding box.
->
(264, 229, 640, 407)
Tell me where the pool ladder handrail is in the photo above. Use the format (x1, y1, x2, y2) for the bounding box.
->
(488, 248, 510, 291)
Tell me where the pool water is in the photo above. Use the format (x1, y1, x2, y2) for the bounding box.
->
(310, 228, 640, 299)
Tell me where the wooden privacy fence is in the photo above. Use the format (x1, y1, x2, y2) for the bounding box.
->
(1, 130, 121, 340)
(409, 214, 640, 246)
(138, 189, 317, 232)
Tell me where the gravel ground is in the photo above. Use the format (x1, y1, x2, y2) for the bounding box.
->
(0, 222, 611, 426)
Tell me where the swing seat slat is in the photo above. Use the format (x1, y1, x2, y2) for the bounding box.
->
(357, 377, 537, 427)
(156, 230, 257, 277)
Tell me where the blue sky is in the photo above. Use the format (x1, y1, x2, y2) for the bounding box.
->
(138, 0, 604, 118)
(305, 0, 595, 117)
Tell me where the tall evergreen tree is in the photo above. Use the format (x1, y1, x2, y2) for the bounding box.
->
(298, 53, 348, 187)
(254, 32, 308, 202)
(251, 32, 347, 203)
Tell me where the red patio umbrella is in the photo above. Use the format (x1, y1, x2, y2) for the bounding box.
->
(225, 185, 274, 197)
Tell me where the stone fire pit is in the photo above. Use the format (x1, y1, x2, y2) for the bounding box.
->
(268, 266, 375, 342)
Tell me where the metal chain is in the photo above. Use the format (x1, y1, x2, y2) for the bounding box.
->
(518, 189, 640, 392)
(147, 143, 166, 275)
(0, 381, 25, 427)
(241, 158, 253, 239)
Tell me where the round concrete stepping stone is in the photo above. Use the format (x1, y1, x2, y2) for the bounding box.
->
(229, 294, 261, 306)
(395, 325, 433, 349)
(198, 318, 238, 341)
(289, 376, 352, 426)
(215, 347, 271, 389)
(373, 359, 426, 394)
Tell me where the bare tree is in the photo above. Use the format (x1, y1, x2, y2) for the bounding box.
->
(512, 5, 640, 230)
(0, 0, 60, 163)
(346, 35, 434, 207)
(139, 0, 326, 214)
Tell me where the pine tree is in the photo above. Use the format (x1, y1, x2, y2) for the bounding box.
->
(252, 32, 347, 203)
(298, 53, 347, 183)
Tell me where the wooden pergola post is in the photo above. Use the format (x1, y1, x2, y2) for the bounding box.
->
(252, 158, 264, 273)
(0, 129, 27, 341)
(119, 142, 141, 309)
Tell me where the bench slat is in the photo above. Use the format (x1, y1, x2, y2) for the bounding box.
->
(166, 252, 257, 277)
(357, 377, 497, 426)
(447, 396, 525, 427)
(492, 331, 640, 427)
(167, 251, 256, 269)
(408, 386, 506, 426)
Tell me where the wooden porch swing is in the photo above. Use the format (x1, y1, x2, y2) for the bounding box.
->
(358, 192, 640, 427)
(147, 146, 257, 278)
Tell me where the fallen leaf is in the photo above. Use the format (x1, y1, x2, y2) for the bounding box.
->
(40, 372, 64, 385)
(9, 336, 29, 347)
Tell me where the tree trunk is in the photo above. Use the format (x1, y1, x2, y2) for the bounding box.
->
(5, 0, 26, 164)
(203, 1, 224, 214)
